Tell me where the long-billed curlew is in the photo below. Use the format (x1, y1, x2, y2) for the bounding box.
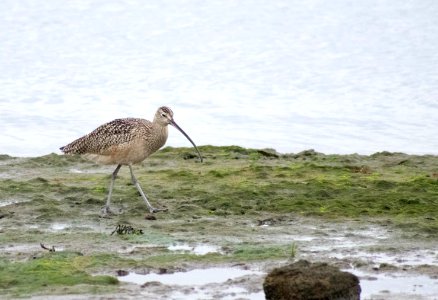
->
(60, 106, 202, 215)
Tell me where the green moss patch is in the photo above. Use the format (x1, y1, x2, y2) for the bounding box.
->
(0, 252, 118, 297)
(1, 146, 437, 231)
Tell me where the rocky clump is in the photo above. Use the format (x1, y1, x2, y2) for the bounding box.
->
(263, 260, 360, 300)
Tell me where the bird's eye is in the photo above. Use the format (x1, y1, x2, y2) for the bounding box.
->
(161, 113, 166, 117)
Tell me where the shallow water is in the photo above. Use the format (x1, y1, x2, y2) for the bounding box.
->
(118, 266, 438, 300)
(118, 267, 263, 286)
(169, 288, 265, 300)
(0, 198, 28, 207)
(118, 267, 265, 300)
(332, 249, 438, 267)
(1, 0, 437, 156)
(167, 243, 222, 255)
(263, 222, 438, 299)
(50, 223, 69, 231)
(351, 270, 438, 299)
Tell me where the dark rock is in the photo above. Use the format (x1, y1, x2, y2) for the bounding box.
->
(182, 152, 197, 160)
(158, 268, 168, 274)
(257, 149, 280, 158)
(141, 281, 162, 288)
(116, 269, 129, 276)
(145, 214, 157, 220)
(257, 218, 276, 226)
(263, 260, 360, 300)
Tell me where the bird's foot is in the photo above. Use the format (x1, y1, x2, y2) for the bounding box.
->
(100, 206, 116, 218)
(150, 207, 168, 213)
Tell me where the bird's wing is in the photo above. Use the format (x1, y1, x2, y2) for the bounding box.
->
(60, 118, 152, 155)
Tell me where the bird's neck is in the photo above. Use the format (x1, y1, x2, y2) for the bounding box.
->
(150, 123, 168, 149)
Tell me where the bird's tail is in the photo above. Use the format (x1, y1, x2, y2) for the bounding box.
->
(59, 138, 86, 154)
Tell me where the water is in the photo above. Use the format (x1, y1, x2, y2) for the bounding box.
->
(352, 270, 438, 299)
(118, 267, 265, 300)
(167, 243, 222, 255)
(1, 0, 437, 157)
(118, 267, 263, 286)
(0, 198, 29, 207)
(117, 267, 438, 300)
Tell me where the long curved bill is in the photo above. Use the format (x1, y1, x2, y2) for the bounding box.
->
(170, 120, 203, 162)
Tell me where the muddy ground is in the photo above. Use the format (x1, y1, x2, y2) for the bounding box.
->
(1, 146, 438, 299)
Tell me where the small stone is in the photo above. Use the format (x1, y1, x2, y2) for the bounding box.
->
(141, 281, 162, 288)
(116, 269, 129, 276)
(158, 268, 168, 274)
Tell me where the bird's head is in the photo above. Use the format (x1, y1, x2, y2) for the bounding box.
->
(154, 106, 203, 162)
(155, 106, 174, 126)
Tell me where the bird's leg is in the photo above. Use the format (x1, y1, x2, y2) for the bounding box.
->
(102, 164, 122, 216)
(128, 165, 167, 213)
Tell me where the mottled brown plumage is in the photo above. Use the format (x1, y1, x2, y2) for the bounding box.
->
(60, 107, 174, 164)
(60, 106, 202, 215)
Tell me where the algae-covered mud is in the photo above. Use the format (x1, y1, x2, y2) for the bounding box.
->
(1, 146, 438, 299)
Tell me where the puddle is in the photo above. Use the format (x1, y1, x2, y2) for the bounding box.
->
(69, 169, 86, 174)
(299, 225, 438, 269)
(69, 168, 114, 174)
(169, 287, 265, 300)
(50, 223, 69, 231)
(261, 224, 390, 249)
(118, 267, 264, 286)
(167, 243, 222, 255)
(118, 267, 265, 300)
(306, 238, 379, 253)
(46, 222, 98, 232)
(347, 226, 390, 240)
(291, 236, 315, 242)
(0, 198, 29, 207)
(0, 244, 42, 252)
(169, 288, 265, 300)
(69, 169, 100, 174)
(332, 249, 438, 266)
(0, 243, 64, 253)
(349, 269, 438, 299)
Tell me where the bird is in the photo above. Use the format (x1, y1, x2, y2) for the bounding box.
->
(60, 106, 203, 216)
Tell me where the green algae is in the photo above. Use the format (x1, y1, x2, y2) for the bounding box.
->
(1, 146, 437, 225)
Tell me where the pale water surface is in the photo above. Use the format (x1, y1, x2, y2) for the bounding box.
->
(1, 0, 437, 156)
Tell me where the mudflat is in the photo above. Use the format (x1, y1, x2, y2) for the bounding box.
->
(1, 146, 437, 299)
